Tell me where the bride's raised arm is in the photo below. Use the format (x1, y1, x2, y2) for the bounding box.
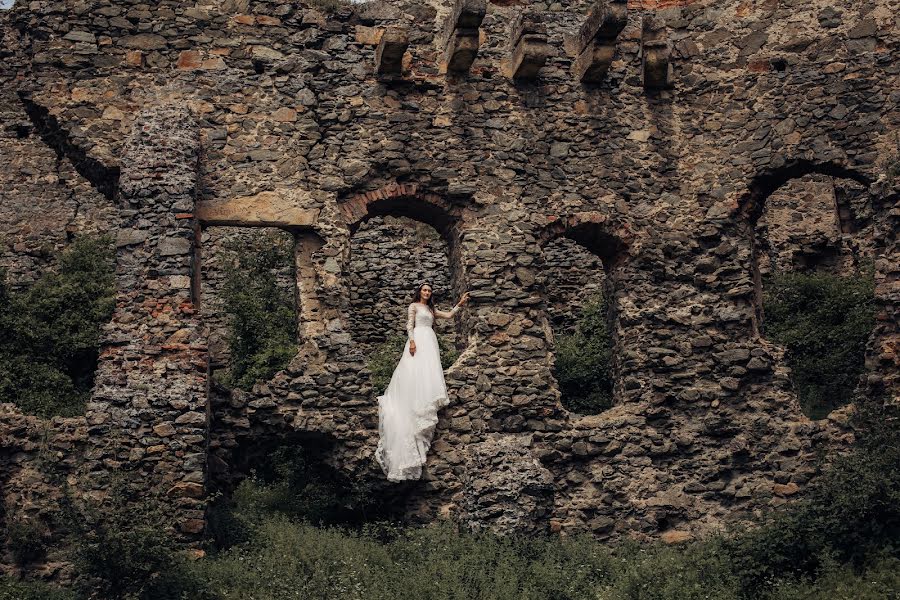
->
(434, 292, 469, 319)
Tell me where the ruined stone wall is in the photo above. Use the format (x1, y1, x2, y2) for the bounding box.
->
(348, 215, 456, 350)
(0, 0, 898, 548)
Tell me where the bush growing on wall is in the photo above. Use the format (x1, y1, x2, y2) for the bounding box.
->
(553, 293, 614, 414)
(0, 234, 115, 417)
(218, 232, 297, 391)
(762, 267, 875, 419)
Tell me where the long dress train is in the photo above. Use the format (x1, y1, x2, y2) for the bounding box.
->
(375, 301, 460, 481)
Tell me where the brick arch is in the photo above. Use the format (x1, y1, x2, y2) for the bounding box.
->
(339, 182, 472, 349)
(737, 160, 892, 414)
(339, 182, 461, 242)
(737, 161, 875, 335)
(537, 212, 633, 269)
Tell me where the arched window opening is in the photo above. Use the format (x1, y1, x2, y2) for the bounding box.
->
(347, 215, 461, 391)
(543, 237, 614, 416)
(538, 219, 626, 417)
(753, 174, 876, 420)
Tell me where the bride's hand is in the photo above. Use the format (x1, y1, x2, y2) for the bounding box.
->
(409, 341, 416, 356)
(459, 292, 471, 306)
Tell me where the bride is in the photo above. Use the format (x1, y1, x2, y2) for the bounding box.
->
(375, 283, 471, 481)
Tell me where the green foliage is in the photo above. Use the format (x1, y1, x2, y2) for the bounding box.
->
(191, 517, 616, 600)
(0, 577, 76, 600)
(5, 516, 48, 567)
(0, 234, 116, 417)
(207, 443, 382, 550)
(553, 293, 614, 414)
(219, 232, 297, 391)
(596, 538, 742, 600)
(762, 268, 876, 419)
(721, 396, 900, 596)
(367, 330, 460, 393)
(54, 479, 207, 600)
(766, 556, 900, 600)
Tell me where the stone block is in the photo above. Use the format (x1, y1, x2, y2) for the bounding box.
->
(564, 0, 627, 56)
(444, 28, 480, 73)
(571, 42, 616, 83)
(642, 15, 672, 90)
(509, 34, 554, 81)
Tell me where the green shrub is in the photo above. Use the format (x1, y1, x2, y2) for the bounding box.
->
(0, 577, 76, 600)
(192, 516, 617, 600)
(597, 538, 741, 600)
(219, 232, 297, 391)
(5, 516, 48, 567)
(762, 268, 876, 419)
(367, 331, 460, 393)
(208, 443, 382, 544)
(553, 293, 614, 414)
(55, 479, 207, 600)
(765, 555, 900, 600)
(722, 396, 900, 596)
(0, 234, 116, 417)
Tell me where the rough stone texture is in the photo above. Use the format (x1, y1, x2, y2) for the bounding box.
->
(0, 0, 898, 559)
(755, 175, 874, 275)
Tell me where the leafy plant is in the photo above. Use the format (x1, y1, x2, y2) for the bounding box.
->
(0, 577, 76, 600)
(553, 293, 614, 414)
(0, 234, 116, 417)
(54, 478, 208, 600)
(762, 267, 876, 419)
(5, 516, 48, 567)
(219, 232, 297, 391)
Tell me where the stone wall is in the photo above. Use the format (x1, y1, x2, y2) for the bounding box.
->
(0, 0, 898, 554)
(347, 215, 456, 350)
(755, 174, 875, 275)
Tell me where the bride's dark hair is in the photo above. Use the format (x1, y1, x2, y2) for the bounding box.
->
(412, 283, 436, 314)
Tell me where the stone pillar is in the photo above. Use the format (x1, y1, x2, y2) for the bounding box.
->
(87, 106, 208, 537)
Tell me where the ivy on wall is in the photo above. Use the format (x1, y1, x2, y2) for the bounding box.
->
(0, 234, 115, 417)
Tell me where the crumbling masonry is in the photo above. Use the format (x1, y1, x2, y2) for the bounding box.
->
(0, 0, 898, 558)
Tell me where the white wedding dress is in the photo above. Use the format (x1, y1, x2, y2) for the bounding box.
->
(375, 301, 460, 481)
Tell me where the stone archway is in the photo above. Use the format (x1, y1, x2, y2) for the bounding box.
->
(536, 213, 632, 416)
(736, 161, 886, 418)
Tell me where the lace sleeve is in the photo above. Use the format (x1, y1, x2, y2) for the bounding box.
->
(407, 303, 417, 342)
(434, 304, 461, 319)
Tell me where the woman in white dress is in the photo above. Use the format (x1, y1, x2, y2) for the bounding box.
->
(375, 283, 471, 482)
